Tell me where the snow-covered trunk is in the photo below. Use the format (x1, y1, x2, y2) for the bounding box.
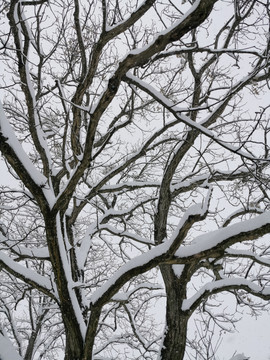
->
(45, 215, 85, 360)
(159, 265, 189, 360)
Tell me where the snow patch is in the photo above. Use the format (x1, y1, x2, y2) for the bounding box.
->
(229, 353, 249, 360)
(0, 333, 22, 360)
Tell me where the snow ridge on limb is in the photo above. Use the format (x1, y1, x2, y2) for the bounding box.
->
(55, 213, 86, 338)
(229, 354, 250, 360)
(0, 250, 56, 301)
(170, 166, 253, 196)
(182, 277, 270, 312)
(175, 210, 270, 260)
(76, 196, 156, 270)
(0, 102, 55, 209)
(124, 72, 268, 163)
(104, 0, 156, 33)
(225, 248, 270, 267)
(89, 193, 211, 307)
(0, 225, 50, 261)
(112, 282, 163, 302)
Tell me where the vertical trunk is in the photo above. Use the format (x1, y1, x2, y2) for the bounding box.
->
(62, 312, 84, 360)
(45, 214, 84, 360)
(159, 265, 190, 360)
(82, 307, 101, 360)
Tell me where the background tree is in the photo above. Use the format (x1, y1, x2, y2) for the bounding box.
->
(0, 0, 270, 359)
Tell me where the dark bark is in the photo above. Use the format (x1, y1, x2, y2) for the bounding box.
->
(159, 265, 190, 360)
(63, 321, 84, 360)
(44, 215, 84, 360)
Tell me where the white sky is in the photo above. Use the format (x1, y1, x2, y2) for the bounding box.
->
(219, 311, 270, 360)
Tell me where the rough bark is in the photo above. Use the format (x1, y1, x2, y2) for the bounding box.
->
(160, 265, 190, 360)
(45, 215, 84, 360)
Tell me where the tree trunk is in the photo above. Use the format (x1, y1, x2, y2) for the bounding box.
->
(62, 314, 84, 360)
(159, 265, 190, 360)
(45, 215, 84, 360)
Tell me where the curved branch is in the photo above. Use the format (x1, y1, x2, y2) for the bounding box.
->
(182, 278, 270, 312)
(0, 251, 56, 301)
(174, 211, 270, 261)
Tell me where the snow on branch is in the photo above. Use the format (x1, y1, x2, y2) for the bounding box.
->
(0, 250, 56, 300)
(112, 282, 163, 303)
(0, 227, 49, 260)
(225, 248, 270, 268)
(175, 210, 270, 259)
(124, 72, 269, 163)
(171, 166, 253, 196)
(105, 0, 156, 33)
(0, 102, 55, 209)
(229, 354, 250, 360)
(182, 278, 270, 312)
(89, 197, 211, 307)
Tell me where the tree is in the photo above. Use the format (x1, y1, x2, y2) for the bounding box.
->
(0, 0, 270, 359)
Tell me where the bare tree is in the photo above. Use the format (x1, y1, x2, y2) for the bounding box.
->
(0, 0, 270, 359)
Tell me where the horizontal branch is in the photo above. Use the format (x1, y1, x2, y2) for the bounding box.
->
(225, 249, 270, 268)
(171, 166, 253, 197)
(174, 210, 270, 260)
(182, 278, 270, 312)
(99, 224, 154, 246)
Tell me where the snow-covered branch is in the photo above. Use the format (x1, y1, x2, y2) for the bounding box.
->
(0, 250, 56, 301)
(182, 278, 270, 312)
(124, 72, 268, 163)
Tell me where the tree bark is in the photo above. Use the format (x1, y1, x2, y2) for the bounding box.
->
(45, 215, 84, 360)
(63, 322, 84, 360)
(159, 265, 190, 360)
